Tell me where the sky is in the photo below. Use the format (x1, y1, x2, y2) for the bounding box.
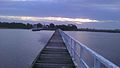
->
(0, 0, 120, 29)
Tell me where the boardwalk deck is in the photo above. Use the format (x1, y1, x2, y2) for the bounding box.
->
(32, 30, 75, 68)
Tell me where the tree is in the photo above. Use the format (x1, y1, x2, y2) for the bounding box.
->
(67, 24, 77, 30)
(37, 23, 43, 28)
(26, 23, 33, 29)
(49, 23, 55, 28)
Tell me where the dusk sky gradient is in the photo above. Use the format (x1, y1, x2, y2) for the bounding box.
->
(0, 0, 120, 29)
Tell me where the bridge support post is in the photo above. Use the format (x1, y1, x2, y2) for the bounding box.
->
(79, 46, 83, 68)
(94, 57, 101, 68)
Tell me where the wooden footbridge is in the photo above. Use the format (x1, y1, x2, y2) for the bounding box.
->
(31, 29, 119, 68)
(32, 29, 75, 68)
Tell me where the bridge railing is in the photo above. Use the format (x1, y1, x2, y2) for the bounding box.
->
(59, 29, 119, 68)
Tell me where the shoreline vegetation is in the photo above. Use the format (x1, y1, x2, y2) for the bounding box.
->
(0, 22, 120, 33)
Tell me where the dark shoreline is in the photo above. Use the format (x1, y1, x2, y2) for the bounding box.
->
(0, 28, 120, 33)
(76, 29, 120, 33)
(31, 28, 120, 33)
(0, 22, 120, 33)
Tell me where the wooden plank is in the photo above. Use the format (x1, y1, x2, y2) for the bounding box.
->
(32, 29, 76, 68)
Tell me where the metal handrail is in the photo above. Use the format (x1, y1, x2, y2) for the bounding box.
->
(59, 29, 119, 68)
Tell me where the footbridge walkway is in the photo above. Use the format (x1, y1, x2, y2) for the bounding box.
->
(31, 29, 119, 68)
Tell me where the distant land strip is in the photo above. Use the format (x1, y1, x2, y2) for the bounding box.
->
(0, 22, 120, 33)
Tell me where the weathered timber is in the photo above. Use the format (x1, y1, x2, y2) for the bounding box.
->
(32, 29, 76, 68)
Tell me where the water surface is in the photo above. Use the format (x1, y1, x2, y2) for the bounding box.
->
(0, 29, 54, 68)
(0, 29, 120, 67)
(66, 31, 120, 66)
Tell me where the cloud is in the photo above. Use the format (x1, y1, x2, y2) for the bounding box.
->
(1, 0, 39, 1)
(10, 0, 47, 1)
(0, 15, 100, 24)
(1, 0, 63, 2)
(0, 0, 120, 22)
(90, 4, 120, 11)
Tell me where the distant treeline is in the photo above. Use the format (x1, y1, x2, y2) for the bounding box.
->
(77, 28, 120, 33)
(0, 22, 32, 29)
(44, 23, 78, 31)
(0, 22, 77, 30)
(0, 22, 120, 33)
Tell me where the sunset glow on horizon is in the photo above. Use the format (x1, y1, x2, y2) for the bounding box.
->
(0, 15, 99, 24)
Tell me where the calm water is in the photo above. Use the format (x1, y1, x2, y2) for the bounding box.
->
(66, 31, 120, 66)
(0, 29, 54, 68)
(0, 30, 120, 67)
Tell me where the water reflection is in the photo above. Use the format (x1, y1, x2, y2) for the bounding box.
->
(0, 29, 54, 68)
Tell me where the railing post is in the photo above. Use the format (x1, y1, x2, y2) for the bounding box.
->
(79, 46, 83, 68)
(94, 57, 101, 68)
(72, 40, 75, 61)
(71, 38, 73, 58)
(59, 29, 119, 68)
(73, 41, 76, 62)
